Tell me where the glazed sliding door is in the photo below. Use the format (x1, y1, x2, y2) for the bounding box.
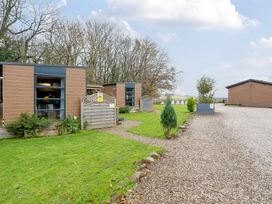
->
(35, 75, 65, 120)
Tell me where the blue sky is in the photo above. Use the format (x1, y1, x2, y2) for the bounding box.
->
(56, 0, 272, 97)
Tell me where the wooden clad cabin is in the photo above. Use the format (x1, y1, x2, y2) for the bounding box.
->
(102, 82, 142, 108)
(0, 62, 87, 124)
(226, 79, 272, 108)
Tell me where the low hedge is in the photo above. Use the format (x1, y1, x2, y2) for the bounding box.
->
(6, 113, 51, 138)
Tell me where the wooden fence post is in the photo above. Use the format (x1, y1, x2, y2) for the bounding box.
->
(80, 97, 84, 130)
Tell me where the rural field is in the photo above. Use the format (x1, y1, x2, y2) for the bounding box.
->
(0, 131, 161, 204)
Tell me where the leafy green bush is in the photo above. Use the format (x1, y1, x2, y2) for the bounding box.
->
(83, 121, 88, 130)
(6, 113, 51, 138)
(198, 96, 214, 103)
(197, 76, 216, 103)
(56, 116, 80, 135)
(56, 123, 66, 135)
(160, 98, 177, 138)
(119, 106, 130, 113)
(187, 97, 195, 112)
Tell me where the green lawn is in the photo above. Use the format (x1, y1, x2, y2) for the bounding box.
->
(0, 131, 161, 204)
(120, 105, 191, 139)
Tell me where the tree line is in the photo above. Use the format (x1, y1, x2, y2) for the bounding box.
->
(0, 0, 176, 96)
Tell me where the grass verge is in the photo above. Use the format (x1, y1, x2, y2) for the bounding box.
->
(120, 105, 191, 139)
(0, 130, 161, 204)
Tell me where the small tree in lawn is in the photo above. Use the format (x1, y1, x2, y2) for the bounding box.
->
(160, 98, 177, 138)
(187, 97, 195, 112)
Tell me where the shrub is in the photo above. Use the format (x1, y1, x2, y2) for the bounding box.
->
(199, 96, 214, 103)
(160, 98, 177, 138)
(56, 116, 80, 135)
(6, 113, 51, 138)
(83, 121, 88, 130)
(56, 123, 66, 135)
(197, 76, 216, 103)
(187, 97, 195, 112)
(119, 106, 130, 113)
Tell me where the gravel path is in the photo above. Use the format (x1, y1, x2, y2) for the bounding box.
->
(107, 104, 272, 203)
(103, 120, 172, 148)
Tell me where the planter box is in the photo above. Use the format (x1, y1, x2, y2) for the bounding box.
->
(196, 103, 215, 115)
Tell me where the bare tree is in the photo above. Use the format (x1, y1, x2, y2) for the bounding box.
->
(0, 0, 22, 40)
(1, 2, 176, 95)
(0, 0, 58, 62)
(81, 20, 176, 95)
(32, 20, 85, 65)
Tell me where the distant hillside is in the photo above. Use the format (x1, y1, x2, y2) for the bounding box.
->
(159, 95, 192, 100)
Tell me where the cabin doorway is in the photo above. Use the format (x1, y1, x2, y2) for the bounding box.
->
(125, 87, 135, 107)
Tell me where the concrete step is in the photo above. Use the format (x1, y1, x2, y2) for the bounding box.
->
(0, 128, 14, 139)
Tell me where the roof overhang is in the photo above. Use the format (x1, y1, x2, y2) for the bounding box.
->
(226, 79, 272, 89)
(87, 84, 104, 89)
(0, 62, 88, 69)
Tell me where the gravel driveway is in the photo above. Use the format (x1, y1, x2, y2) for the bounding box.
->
(126, 104, 272, 203)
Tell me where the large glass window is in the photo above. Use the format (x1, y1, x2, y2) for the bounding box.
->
(35, 76, 65, 120)
(125, 87, 135, 106)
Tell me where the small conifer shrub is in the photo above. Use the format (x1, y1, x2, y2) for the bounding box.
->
(160, 98, 177, 138)
(187, 97, 195, 112)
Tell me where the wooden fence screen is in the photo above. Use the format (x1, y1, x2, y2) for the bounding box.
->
(81, 93, 116, 129)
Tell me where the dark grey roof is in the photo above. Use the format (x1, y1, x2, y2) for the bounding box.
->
(103, 82, 141, 86)
(103, 83, 117, 86)
(0, 62, 88, 69)
(226, 79, 272, 89)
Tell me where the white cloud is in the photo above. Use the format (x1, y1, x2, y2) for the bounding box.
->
(158, 32, 178, 43)
(107, 0, 259, 30)
(244, 56, 272, 67)
(90, 10, 139, 38)
(57, 0, 67, 7)
(250, 37, 272, 48)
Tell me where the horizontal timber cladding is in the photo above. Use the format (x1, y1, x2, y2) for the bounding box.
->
(116, 83, 125, 107)
(3, 65, 34, 123)
(227, 81, 272, 107)
(135, 83, 142, 107)
(81, 93, 116, 129)
(102, 85, 117, 98)
(66, 68, 87, 118)
(250, 83, 272, 107)
(228, 83, 251, 106)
